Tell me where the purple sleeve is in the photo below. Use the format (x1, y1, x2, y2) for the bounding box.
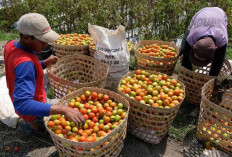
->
(13, 61, 51, 117)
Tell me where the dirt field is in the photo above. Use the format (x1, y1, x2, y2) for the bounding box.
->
(0, 41, 205, 157)
(0, 120, 204, 157)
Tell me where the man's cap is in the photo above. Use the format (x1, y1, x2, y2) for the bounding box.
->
(189, 37, 217, 67)
(18, 13, 60, 43)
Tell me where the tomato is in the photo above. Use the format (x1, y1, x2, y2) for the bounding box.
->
(85, 91, 91, 97)
(80, 94, 86, 101)
(14, 147, 19, 152)
(83, 114, 89, 120)
(79, 136, 86, 142)
(173, 89, 180, 96)
(103, 95, 110, 101)
(93, 126, 99, 133)
(47, 121, 55, 128)
(106, 111, 113, 117)
(91, 106, 98, 113)
(68, 102, 75, 108)
(103, 125, 110, 132)
(91, 92, 98, 99)
(136, 96, 142, 101)
(84, 103, 91, 109)
(80, 108, 87, 115)
(89, 112, 95, 119)
(97, 94, 103, 100)
(99, 124, 104, 130)
(88, 121, 95, 129)
(55, 129, 62, 134)
(103, 116, 111, 124)
(110, 102, 117, 108)
(121, 112, 127, 119)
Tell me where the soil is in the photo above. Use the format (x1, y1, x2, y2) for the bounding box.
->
(0, 120, 204, 157)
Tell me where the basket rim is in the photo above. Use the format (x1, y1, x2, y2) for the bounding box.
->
(178, 59, 232, 78)
(47, 54, 109, 86)
(44, 87, 130, 147)
(133, 40, 180, 61)
(52, 42, 89, 48)
(117, 70, 186, 111)
(201, 78, 232, 116)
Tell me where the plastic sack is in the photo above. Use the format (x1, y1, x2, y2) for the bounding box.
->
(88, 24, 130, 91)
(0, 76, 19, 128)
(200, 149, 231, 157)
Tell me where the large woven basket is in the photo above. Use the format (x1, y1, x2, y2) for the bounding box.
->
(89, 46, 96, 57)
(44, 87, 129, 157)
(47, 54, 109, 99)
(178, 59, 231, 105)
(134, 40, 179, 75)
(197, 79, 232, 155)
(53, 43, 89, 58)
(117, 70, 185, 144)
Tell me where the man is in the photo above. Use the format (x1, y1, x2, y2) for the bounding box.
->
(180, 7, 228, 76)
(4, 13, 85, 134)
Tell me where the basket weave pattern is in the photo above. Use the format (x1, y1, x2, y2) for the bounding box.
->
(197, 79, 232, 155)
(47, 54, 109, 99)
(178, 59, 231, 105)
(134, 40, 179, 75)
(117, 71, 185, 144)
(44, 87, 129, 157)
(53, 43, 89, 58)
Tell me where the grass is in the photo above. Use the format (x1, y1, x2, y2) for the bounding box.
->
(169, 102, 200, 142)
(227, 46, 232, 60)
(0, 30, 19, 41)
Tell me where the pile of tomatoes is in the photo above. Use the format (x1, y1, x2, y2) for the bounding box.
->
(138, 44, 177, 58)
(118, 70, 184, 108)
(47, 91, 127, 143)
(55, 34, 93, 46)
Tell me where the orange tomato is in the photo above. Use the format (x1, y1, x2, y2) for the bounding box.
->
(47, 121, 55, 128)
(103, 116, 110, 124)
(91, 92, 98, 99)
(88, 121, 95, 129)
(92, 117, 98, 123)
(103, 95, 110, 101)
(80, 108, 87, 115)
(89, 112, 95, 119)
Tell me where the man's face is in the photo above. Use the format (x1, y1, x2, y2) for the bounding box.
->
(31, 38, 49, 53)
(22, 35, 48, 53)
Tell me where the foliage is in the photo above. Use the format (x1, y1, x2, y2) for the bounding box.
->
(0, 0, 232, 42)
(0, 30, 19, 41)
(226, 45, 232, 60)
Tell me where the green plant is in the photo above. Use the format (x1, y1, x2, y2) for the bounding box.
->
(0, 30, 19, 41)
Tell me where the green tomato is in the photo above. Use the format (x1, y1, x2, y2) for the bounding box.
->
(51, 115, 58, 120)
(118, 103, 124, 109)
(115, 115, 121, 122)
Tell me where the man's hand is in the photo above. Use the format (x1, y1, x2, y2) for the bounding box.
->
(43, 55, 58, 67)
(50, 105, 85, 126)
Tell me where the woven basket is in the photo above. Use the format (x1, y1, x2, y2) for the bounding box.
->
(178, 59, 231, 105)
(117, 70, 185, 144)
(89, 46, 96, 57)
(47, 54, 109, 99)
(134, 40, 179, 75)
(197, 79, 232, 155)
(44, 87, 129, 157)
(53, 43, 89, 58)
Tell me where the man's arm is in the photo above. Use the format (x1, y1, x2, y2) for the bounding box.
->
(180, 31, 193, 70)
(209, 44, 227, 76)
(14, 62, 85, 124)
(14, 62, 51, 117)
